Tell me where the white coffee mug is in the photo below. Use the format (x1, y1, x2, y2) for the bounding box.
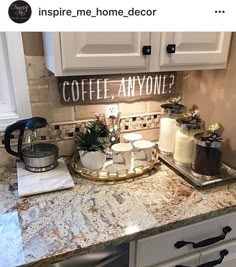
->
(133, 140, 154, 161)
(123, 133, 143, 145)
(111, 143, 132, 167)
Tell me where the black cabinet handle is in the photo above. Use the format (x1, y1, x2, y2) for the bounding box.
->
(142, 46, 151, 55)
(174, 226, 232, 249)
(166, 44, 176, 54)
(175, 249, 228, 267)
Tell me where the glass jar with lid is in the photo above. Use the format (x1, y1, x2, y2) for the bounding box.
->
(174, 117, 204, 166)
(192, 124, 223, 177)
(158, 102, 186, 155)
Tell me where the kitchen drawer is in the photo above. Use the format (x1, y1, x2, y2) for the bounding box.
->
(135, 212, 236, 267)
(154, 253, 200, 267)
(199, 239, 236, 267)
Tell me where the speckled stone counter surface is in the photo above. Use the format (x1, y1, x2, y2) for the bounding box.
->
(1, 163, 236, 267)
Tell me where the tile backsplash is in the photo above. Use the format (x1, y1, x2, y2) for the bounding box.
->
(0, 113, 160, 148)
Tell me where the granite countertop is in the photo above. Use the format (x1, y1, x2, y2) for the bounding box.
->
(1, 163, 236, 267)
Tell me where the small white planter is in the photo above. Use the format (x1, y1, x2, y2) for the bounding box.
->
(79, 150, 106, 170)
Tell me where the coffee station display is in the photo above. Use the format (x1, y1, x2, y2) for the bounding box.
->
(158, 99, 236, 187)
(4, 107, 236, 188)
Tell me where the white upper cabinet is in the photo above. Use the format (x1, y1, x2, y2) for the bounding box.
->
(159, 32, 232, 70)
(43, 32, 232, 76)
(60, 32, 150, 70)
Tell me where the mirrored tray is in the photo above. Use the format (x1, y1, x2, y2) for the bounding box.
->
(159, 152, 236, 187)
(70, 148, 160, 182)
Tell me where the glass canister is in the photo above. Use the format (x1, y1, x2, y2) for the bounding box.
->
(174, 117, 204, 166)
(192, 123, 223, 176)
(158, 100, 186, 155)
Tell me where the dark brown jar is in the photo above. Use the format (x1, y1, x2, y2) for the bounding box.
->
(192, 132, 222, 176)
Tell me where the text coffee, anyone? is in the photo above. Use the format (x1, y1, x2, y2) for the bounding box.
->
(58, 73, 176, 105)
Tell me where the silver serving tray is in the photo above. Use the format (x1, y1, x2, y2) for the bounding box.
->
(159, 153, 236, 187)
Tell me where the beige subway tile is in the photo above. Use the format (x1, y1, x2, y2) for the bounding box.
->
(31, 102, 53, 123)
(29, 79, 50, 103)
(48, 78, 61, 104)
(141, 128, 159, 141)
(25, 56, 52, 80)
(74, 105, 106, 120)
(56, 139, 76, 156)
(0, 148, 16, 167)
(147, 101, 166, 113)
(119, 102, 147, 116)
(52, 107, 74, 123)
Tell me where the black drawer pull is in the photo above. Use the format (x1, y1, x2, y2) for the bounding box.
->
(174, 226, 232, 249)
(175, 249, 228, 267)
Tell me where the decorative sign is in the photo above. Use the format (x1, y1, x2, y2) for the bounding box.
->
(58, 72, 176, 105)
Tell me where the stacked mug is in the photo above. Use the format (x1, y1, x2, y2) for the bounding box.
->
(111, 133, 154, 169)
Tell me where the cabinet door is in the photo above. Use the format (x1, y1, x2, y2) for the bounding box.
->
(200, 239, 236, 267)
(135, 212, 236, 267)
(153, 253, 200, 267)
(160, 32, 231, 67)
(60, 32, 150, 71)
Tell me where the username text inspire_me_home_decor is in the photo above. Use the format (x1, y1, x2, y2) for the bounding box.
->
(58, 72, 177, 105)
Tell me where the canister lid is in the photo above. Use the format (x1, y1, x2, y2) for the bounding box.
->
(194, 123, 223, 148)
(176, 117, 204, 130)
(161, 103, 185, 115)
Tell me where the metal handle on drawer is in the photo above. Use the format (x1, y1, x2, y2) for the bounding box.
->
(175, 249, 228, 267)
(174, 226, 232, 249)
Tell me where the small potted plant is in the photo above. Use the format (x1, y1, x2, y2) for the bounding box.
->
(76, 114, 109, 170)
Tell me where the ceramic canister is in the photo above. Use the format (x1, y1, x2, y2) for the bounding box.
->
(192, 132, 222, 176)
(174, 117, 204, 166)
(158, 103, 186, 155)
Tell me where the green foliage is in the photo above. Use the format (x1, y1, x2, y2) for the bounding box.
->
(76, 120, 109, 152)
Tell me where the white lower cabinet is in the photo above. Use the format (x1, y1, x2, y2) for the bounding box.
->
(132, 239, 236, 267)
(154, 253, 200, 267)
(199, 239, 236, 267)
(131, 212, 236, 267)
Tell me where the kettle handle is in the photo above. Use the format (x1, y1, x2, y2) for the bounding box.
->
(4, 119, 28, 159)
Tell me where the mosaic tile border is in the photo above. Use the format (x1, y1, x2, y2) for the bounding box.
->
(0, 113, 160, 148)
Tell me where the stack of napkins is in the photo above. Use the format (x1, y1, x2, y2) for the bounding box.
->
(17, 159, 74, 197)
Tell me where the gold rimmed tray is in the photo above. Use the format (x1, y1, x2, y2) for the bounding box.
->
(70, 148, 160, 182)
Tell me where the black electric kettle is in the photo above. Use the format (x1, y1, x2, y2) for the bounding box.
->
(4, 117, 59, 172)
